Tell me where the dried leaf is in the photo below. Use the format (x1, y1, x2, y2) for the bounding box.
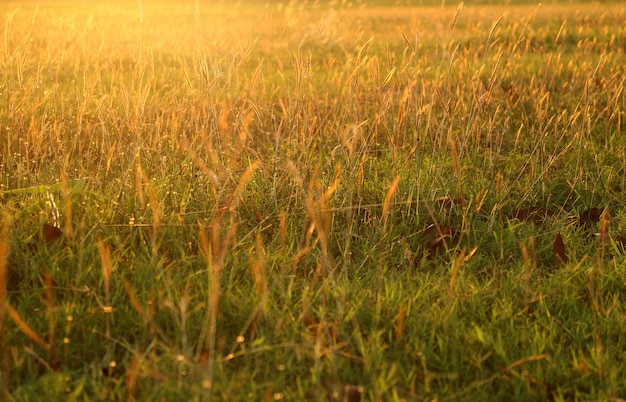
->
(553, 232, 568, 266)
(324, 382, 363, 402)
(425, 224, 455, 238)
(436, 196, 466, 210)
(425, 225, 456, 258)
(101, 361, 120, 378)
(579, 207, 602, 228)
(28, 223, 63, 250)
(510, 207, 554, 226)
(42, 223, 63, 243)
(382, 175, 401, 229)
(344, 385, 363, 402)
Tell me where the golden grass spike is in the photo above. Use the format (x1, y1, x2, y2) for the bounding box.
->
(554, 19, 567, 45)
(122, 277, 147, 320)
(250, 232, 268, 312)
(238, 37, 258, 67)
(449, 42, 460, 74)
(382, 175, 401, 230)
(599, 208, 610, 246)
(6, 303, 49, 351)
(180, 56, 193, 90)
(511, 4, 541, 54)
(4, 11, 14, 61)
(144, 179, 161, 244)
(96, 236, 113, 340)
(449, 247, 475, 299)
(433, 85, 449, 116)
(126, 353, 140, 401)
(323, 164, 342, 203)
(198, 224, 211, 268)
(450, 2, 464, 32)
(286, 160, 304, 187)
(401, 32, 414, 52)
(462, 247, 477, 265)
(225, 160, 261, 213)
(134, 152, 145, 210)
(380, 66, 396, 89)
(357, 36, 375, 60)
(486, 15, 504, 49)
(249, 58, 264, 96)
(122, 278, 167, 341)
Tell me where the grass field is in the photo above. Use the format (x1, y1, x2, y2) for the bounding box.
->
(1, 0, 626, 400)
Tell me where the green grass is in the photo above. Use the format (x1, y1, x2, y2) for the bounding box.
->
(1, 0, 626, 400)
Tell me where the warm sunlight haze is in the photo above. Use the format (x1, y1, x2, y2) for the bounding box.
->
(1, 0, 625, 400)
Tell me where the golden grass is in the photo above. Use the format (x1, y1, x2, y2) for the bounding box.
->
(1, 0, 626, 399)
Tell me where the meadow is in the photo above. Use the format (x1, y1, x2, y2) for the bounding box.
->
(1, 0, 626, 400)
